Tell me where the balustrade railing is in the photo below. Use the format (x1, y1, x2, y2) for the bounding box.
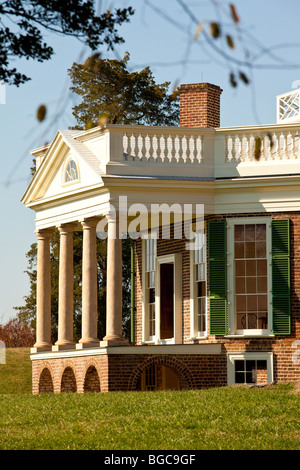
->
(224, 128, 300, 163)
(122, 131, 203, 164)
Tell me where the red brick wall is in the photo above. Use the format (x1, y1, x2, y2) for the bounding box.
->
(133, 212, 300, 384)
(178, 83, 223, 128)
(32, 352, 227, 394)
(30, 212, 300, 394)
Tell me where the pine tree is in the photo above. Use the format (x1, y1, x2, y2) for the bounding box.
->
(68, 52, 179, 130)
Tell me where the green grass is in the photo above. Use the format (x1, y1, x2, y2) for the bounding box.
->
(0, 349, 299, 450)
(0, 347, 32, 394)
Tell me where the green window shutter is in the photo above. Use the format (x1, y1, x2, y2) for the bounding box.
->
(272, 219, 291, 335)
(208, 221, 227, 335)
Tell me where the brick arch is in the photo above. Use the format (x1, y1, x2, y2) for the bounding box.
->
(128, 356, 195, 391)
(39, 367, 54, 393)
(84, 364, 101, 392)
(61, 366, 77, 392)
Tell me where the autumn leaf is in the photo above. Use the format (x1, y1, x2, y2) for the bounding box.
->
(226, 35, 235, 49)
(230, 4, 240, 23)
(36, 104, 47, 122)
(267, 132, 274, 150)
(84, 53, 101, 69)
(254, 137, 261, 160)
(194, 21, 204, 41)
(98, 113, 108, 130)
(210, 22, 221, 39)
(229, 72, 237, 87)
(239, 71, 250, 85)
(85, 119, 95, 130)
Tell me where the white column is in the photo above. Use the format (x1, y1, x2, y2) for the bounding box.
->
(77, 217, 100, 348)
(53, 223, 77, 351)
(33, 228, 54, 352)
(102, 213, 128, 345)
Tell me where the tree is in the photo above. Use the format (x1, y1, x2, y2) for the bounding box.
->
(0, 0, 134, 86)
(68, 52, 179, 129)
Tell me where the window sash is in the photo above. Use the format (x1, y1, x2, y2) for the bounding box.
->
(227, 218, 272, 336)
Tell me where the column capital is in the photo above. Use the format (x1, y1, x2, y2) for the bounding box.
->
(80, 217, 102, 230)
(57, 222, 78, 234)
(34, 227, 54, 240)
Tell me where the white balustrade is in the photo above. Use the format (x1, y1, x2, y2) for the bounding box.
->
(225, 128, 300, 163)
(123, 131, 203, 164)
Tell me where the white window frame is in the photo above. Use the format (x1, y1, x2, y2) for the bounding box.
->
(227, 351, 274, 386)
(190, 230, 207, 339)
(226, 217, 273, 337)
(62, 155, 80, 186)
(155, 253, 182, 345)
(142, 237, 157, 343)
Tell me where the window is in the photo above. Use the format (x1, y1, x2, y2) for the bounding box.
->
(191, 230, 207, 337)
(208, 218, 291, 337)
(227, 218, 272, 336)
(227, 352, 273, 385)
(141, 364, 157, 391)
(64, 159, 79, 183)
(234, 223, 268, 331)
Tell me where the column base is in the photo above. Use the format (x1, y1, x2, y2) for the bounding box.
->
(30, 345, 52, 354)
(52, 341, 76, 351)
(101, 336, 129, 347)
(31, 342, 52, 353)
(76, 339, 100, 349)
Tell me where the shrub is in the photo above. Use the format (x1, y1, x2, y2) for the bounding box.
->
(0, 319, 35, 347)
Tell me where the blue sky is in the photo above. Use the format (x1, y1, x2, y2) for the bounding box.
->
(1, 0, 300, 323)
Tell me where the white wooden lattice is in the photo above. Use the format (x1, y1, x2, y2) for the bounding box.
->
(277, 89, 300, 124)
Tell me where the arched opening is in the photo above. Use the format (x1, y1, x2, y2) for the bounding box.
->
(61, 366, 77, 392)
(131, 356, 195, 392)
(84, 365, 100, 392)
(39, 368, 54, 393)
(138, 364, 180, 391)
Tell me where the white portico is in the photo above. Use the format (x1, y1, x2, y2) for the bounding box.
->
(22, 123, 216, 353)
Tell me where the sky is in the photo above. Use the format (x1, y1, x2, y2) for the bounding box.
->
(1, 0, 300, 324)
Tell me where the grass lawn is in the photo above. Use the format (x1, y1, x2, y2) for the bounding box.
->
(0, 348, 299, 450)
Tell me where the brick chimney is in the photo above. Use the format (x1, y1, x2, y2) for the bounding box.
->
(178, 83, 223, 128)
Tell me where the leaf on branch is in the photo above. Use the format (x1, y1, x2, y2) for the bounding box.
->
(229, 72, 237, 87)
(230, 4, 240, 23)
(36, 104, 47, 122)
(98, 113, 109, 130)
(84, 53, 101, 69)
(210, 22, 221, 39)
(85, 120, 95, 130)
(267, 132, 274, 150)
(254, 137, 262, 160)
(194, 21, 204, 41)
(226, 35, 235, 49)
(239, 71, 250, 84)
(171, 79, 180, 100)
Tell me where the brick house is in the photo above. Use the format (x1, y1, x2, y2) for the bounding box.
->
(22, 83, 300, 393)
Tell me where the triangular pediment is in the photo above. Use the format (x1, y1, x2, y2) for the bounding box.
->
(22, 129, 105, 206)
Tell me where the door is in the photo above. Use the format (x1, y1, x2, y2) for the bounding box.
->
(160, 263, 174, 339)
